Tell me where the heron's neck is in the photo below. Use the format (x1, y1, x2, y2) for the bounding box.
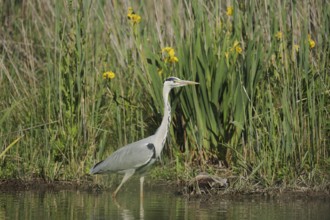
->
(155, 86, 172, 157)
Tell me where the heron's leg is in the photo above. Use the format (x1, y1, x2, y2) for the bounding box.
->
(140, 176, 145, 219)
(112, 169, 135, 198)
(139, 176, 145, 199)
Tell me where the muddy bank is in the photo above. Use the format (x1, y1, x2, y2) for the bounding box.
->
(184, 187, 330, 203)
(1, 178, 329, 202)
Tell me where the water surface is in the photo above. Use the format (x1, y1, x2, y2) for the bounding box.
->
(0, 182, 329, 220)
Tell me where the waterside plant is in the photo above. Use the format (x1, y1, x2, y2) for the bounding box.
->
(0, 0, 329, 191)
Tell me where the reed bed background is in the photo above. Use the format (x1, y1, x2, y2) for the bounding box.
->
(0, 0, 329, 189)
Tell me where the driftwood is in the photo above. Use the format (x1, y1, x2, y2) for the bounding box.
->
(187, 172, 228, 195)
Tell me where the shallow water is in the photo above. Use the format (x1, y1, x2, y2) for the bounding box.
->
(0, 183, 329, 220)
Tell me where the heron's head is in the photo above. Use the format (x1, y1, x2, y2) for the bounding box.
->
(164, 76, 199, 88)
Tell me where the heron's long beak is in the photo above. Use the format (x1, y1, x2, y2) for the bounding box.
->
(178, 80, 199, 86)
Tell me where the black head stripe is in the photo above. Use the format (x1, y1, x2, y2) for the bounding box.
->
(165, 77, 179, 82)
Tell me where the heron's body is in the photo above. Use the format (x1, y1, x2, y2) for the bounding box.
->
(90, 136, 157, 175)
(90, 77, 198, 198)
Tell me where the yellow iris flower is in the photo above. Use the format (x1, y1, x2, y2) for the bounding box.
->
(233, 40, 243, 54)
(226, 6, 233, 16)
(127, 7, 141, 25)
(275, 31, 283, 40)
(103, 71, 116, 79)
(162, 47, 179, 63)
(308, 35, 315, 48)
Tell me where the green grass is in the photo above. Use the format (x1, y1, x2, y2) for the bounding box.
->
(0, 0, 329, 189)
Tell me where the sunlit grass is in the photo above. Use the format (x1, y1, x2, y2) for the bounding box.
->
(0, 0, 328, 189)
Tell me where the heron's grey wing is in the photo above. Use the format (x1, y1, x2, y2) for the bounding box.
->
(90, 137, 156, 174)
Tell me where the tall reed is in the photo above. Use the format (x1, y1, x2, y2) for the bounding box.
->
(0, 0, 328, 187)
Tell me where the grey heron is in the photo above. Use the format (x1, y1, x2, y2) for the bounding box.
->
(90, 76, 198, 198)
